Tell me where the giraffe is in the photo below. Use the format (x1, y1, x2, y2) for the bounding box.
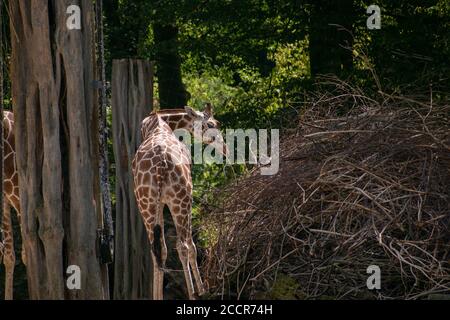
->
(132, 104, 226, 300)
(0, 111, 24, 300)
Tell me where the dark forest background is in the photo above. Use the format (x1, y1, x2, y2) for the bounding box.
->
(104, 0, 449, 122)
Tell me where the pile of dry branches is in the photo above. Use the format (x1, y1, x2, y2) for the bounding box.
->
(201, 82, 450, 300)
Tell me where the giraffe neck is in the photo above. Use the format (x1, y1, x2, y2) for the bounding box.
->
(142, 113, 171, 140)
(156, 109, 196, 132)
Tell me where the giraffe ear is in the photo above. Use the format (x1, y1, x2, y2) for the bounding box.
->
(185, 106, 201, 119)
(204, 103, 213, 117)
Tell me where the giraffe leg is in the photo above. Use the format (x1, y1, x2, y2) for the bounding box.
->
(16, 213, 26, 267)
(151, 252, 163, 300)
(167, 202, 196, 300)
(0, 239, 3, 263)
(176, 239, 196, 300)
(140, 202, 166, 300)
(187, 237, 206, 296)
(152, 205, 167, 300)
(7, 194, 25, 267)
(21, 247, 27, 267)
(2, 201, 15, 300)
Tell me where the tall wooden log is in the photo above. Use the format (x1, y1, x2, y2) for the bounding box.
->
(112, 59, 154, 299)
(9, 0, 107, 299)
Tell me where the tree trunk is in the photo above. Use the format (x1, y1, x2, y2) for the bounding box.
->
(9, 0, 107, 299)
(112, 59, 154, 299)
(309, 0, 355, 77)
(153, 24, 189, 108)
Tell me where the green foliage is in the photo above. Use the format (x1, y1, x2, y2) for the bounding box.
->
(356, 0, 450, 92)
(268, 274, 302, 300)
(184, 39, 310, 129)
(106, 0, 450, 118)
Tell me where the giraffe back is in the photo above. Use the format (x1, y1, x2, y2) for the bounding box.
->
(133, 114, 192, 208)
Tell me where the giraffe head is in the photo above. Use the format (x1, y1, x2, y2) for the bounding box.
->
(185, 103, 228, 157)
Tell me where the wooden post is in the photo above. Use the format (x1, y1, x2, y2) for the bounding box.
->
(112, 59, 154, 299)
(9, 0, 107, 299)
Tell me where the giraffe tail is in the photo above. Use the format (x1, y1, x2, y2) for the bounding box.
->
(0, 240, 4, 264)
(152, 149, 165, 269)
(153, 225, 163, 268)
